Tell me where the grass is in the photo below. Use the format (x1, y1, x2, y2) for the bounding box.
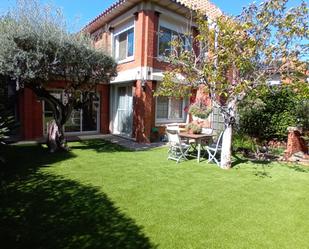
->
(1, 139, 309, 249)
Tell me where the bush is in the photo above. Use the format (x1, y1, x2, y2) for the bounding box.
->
(295, 100, 309, 131)
(238, 87, 306, 141)
(232, 133, 258, 152)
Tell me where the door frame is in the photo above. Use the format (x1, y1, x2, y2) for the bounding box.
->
(111, 83, 133, 137)
(42, 90, 101, 135)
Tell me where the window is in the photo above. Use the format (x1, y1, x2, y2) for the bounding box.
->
(156, 96, 169, 119)
(114, 27, 134, 62)
(211, 107, 225, 131)
(156, 96, 186, 122)
(159, 27, 172, 56)
(43, 91, 100, 134)
(158, 26, 192, 57)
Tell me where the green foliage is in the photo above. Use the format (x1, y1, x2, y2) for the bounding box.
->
(0, 113, 14, 143)
(295, 99, 309, 130)
(188, 102, 212, 119)
(232, 132, 258, 152)
(238, 87, 308, 140)
(185, 123, 202, 134)
(0, 0, 117, 98)
(0, 77, 12, 144)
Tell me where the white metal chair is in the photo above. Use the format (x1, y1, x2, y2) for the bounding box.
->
(205, 131, 224, 166)
(166, 129, 191, 163)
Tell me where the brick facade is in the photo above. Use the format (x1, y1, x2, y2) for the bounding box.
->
(18, 0, 222, 143)
(133, 80, 156, 143)
(19, 88, 43, 140)
(98, 84, 110, 134)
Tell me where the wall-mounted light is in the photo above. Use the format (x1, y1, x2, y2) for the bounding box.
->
(141, 80, 146, 91)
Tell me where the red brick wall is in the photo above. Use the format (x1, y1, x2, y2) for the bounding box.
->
(98, 84, 110, 134)
(133, 80, 156, 143)
(129, 10, 159, 142)
(19, 88, 43, 140)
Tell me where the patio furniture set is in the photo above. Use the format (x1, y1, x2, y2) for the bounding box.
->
(166, 126, 223, 165)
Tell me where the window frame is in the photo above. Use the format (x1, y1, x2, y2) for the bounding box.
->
(157, 25, 192, 58)
(155, 96, 187, 124)
(113, 24, 135, 64)
(42, 90, 100, 135)
(210, 106, 225, 132)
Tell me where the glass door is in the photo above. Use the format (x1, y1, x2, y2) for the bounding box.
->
(43, 91, 100, 134)
(64, 109, 81, 132)
(82, 97, 100, 132)
(114, 85, 133, 137)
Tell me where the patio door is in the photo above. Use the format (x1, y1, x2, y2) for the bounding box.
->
(112, 85, 133, 137)
(43, 91, 100, 134)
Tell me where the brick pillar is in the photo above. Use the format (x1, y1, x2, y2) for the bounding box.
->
(144, 10, 159, 67)
(19, 88, 43, 140)
(98, 84, 110, 134)
(133, 80, 156, 143)
(134, 10, 159, 68)
(285, 127, 308, 159)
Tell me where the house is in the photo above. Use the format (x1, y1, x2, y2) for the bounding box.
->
(17, 0, 223, 143)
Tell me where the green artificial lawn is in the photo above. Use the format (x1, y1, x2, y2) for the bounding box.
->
(1, 139, 308, 249)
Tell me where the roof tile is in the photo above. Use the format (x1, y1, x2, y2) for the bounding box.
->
(83, 0, 222, 32)
(175, 0, 222, 19)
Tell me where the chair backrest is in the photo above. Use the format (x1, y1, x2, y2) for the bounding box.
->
(166, 125, 180, 132)
(213, 131, 224, 150)
(166, 129, 181, 146)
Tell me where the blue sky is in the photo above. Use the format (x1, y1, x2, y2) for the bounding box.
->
(0, 0, 305, 31)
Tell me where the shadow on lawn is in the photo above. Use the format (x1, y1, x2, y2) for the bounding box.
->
(71, 139, 132, 153)
(252, 165, 272, 178)
(232, 153, 249, 167)
(232, 153, 273, 178)
(0, 144, 156, 249)
(283, 163, 309, 173)
(0, 144, 76, 180)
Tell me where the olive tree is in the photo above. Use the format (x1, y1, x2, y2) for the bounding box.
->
(0, 0, 117, 151)
(157, 0, 308, 169)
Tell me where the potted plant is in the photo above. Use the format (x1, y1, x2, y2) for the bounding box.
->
(188, 102, 212, 119)
(186, 123, 202, 134)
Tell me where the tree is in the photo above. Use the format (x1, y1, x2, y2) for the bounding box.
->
(0, 76, 15, 164)
(0, 0, 117, 151)
(156, 0, 309, 169)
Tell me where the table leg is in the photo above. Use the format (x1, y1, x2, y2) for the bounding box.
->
(197, 138, 201, 163)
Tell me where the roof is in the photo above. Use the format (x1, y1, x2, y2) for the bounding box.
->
(83, 0, 222, 33)
(176, 0, 222, 19)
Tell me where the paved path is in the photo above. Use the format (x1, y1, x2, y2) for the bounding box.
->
(14, 134, 166, 151)
(70, 134, 166, 151)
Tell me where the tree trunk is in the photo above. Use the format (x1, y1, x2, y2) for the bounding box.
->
(220, 124, 233, 169)
(218, 99, 237, 169)
(27, 85, 72, 152)
(47, 119, 68, 152)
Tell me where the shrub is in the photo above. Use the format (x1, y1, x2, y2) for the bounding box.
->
(295, 100, 309, 131)
(232, 133, 258, 152)
(238, 87, 306, 141)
